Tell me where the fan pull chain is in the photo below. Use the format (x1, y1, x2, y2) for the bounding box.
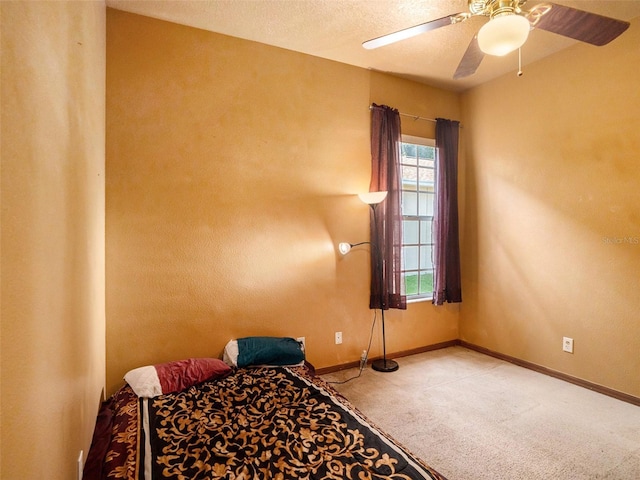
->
(517, 48, 523, 77)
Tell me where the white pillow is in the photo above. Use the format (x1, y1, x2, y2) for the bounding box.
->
(124, 365, 162, 398)
(223, 340, 240, 367)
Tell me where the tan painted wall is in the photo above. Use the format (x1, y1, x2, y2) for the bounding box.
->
(460, 18, 640, 397)
(106, 10, 459, 395)
(1, 1, 106, 478)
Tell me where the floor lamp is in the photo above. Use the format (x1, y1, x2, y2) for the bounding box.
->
(338, 191, 399, 373)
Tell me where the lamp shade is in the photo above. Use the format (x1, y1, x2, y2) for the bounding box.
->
(358, 191, 387, 205)
(477, 14, 530, 56)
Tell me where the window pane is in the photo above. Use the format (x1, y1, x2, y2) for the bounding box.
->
(420, 157, 435, 168)
(419, 271, 434, 295)
(418, 192, 434, 216)
(402, 143, 417, 161)
(420, 246, 433, 269)
(419, 166, 435, 185)
(402, 191, 418, 216)
(404, 272, 419, 295)
(419, 145, 435, 165)
(401, 166, 417, 190)
(403, 245, 419, 270)
(420, 219, 431, 242)
(403, 220, 419, 244)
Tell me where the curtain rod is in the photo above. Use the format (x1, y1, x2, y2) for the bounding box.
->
(399, 112, 437, 123)
(369, 105, 462, 126)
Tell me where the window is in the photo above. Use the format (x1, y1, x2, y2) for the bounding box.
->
(400, 135, 436, 301)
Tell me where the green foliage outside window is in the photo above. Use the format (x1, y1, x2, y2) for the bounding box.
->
(404, 271, 434, 296)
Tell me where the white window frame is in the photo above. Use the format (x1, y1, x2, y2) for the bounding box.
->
(400, 135, 436, 303)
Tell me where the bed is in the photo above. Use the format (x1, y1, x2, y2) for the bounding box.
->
(84, 338, 446, 480)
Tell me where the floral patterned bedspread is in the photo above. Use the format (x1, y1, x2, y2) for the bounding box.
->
(88, 365, 446, 480)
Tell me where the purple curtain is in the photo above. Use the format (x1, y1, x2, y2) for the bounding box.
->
(432, 118, 462, 305)
(369, 104, 406, 310)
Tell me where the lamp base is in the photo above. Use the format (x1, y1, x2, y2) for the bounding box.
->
(371, 358, 399, 373)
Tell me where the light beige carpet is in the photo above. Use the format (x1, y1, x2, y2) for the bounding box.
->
(321, 346, 640, 480)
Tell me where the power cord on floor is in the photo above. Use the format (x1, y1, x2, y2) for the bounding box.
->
(327, 311, 377, 385)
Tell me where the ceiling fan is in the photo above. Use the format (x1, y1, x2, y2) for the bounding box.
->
(362, 0, 630, 79)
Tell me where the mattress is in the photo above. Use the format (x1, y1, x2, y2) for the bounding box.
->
(85, 364, 446, 480)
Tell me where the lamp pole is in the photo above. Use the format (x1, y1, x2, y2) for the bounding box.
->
(338, 190, 398, 373)
(368, 202, 398, 373)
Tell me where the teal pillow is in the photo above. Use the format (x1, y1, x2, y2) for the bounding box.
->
(237, 336, 304, 368)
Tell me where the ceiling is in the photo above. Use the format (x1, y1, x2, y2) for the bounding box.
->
(105, 0, 640, 92)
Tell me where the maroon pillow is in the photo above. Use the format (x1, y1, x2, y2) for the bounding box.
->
(155, 358, 231, 394)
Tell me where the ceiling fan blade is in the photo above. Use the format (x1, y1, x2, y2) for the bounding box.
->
(531, 2, 630, 46)
(453, 35, 484, 79)
(363, 13, 467, 50)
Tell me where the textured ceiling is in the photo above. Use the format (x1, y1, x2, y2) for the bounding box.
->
(105, 0, 640, 92)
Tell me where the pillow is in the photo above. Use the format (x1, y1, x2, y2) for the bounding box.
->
(223, 340, 240, 367)
(124, 358, 231, 397)
(224, 336, 305, 368)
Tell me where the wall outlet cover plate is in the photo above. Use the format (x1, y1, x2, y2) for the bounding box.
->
(562, 337, 574, 353)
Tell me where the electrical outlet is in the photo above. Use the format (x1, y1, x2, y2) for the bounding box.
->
(296, 337, 306, 352)
(335, 332, 342, 345)
(563, 337, 574, 353)
(77, 450, 84, 480)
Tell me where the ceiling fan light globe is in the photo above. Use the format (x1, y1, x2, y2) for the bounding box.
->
(477, 14, 530, 56)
